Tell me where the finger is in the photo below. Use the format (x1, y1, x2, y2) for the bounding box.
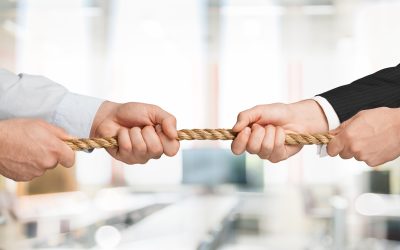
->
(233, 108, 262, 132)
(269, 126, 287, 163)
(156, 125, 180, 157)
(327, 136, 344, 157)
(56, 141, 76, 168)
(246, 124, 265, 154)
(338, 147, 354, 159)
(32, 168, 45, 178)
(129, 127, 147, 156)
(142, 126, 163, 159)
(231, 127, 251, 155)
(150, 106, 178, 139)
(259, 125, 276, 159)
(161, 116, 178, 140)
(116, 128, 133, 157)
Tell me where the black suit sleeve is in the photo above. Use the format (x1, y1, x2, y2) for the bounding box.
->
(318, 64, 400, 123)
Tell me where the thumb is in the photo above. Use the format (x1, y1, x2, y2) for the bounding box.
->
(150, 106, 178, 140)
(329, 116, 354, 136)
(233, 105, 285, 132)
(329, 127, 341, 136)
(233, 107, 262, 132)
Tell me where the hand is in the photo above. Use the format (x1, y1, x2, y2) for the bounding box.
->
(327, 107, 400, 167)
(231, 100, 328, 163)
(0, 119, 75, 181)
(90, 102, 179, 164)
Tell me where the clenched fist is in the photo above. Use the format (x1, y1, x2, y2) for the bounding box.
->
(90, 102, 180, 165)
(327, 107, 400, 167)
(0, 119, 75, 181)
(231, 100, 328, 163)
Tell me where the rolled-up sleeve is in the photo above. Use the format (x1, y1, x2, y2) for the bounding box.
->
(0, 69, 104, 137)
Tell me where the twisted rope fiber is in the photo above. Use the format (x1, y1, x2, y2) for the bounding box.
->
(65, 129, 334, 151)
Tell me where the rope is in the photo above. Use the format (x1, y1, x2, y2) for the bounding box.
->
(64, 129, 334, 151)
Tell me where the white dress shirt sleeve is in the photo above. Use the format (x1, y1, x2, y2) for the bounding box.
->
(312, 96, 341, 156)
(0, 69, 104, 138)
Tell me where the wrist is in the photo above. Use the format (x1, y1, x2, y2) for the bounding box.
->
(90, 101, 119, 137)
(288, 99, 329, 133)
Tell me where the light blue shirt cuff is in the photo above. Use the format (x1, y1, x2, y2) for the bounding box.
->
(53, 92, 104, 138)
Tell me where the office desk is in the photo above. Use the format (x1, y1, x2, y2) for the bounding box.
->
(108, 195, 238, 250)
(0, 189, 181, 249)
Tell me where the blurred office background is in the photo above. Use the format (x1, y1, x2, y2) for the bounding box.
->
(1, 0, 400, 249)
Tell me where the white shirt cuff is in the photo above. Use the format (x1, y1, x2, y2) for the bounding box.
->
(312, 96, 340, 130)
(53, 93, 104, 138)
(312, 96, 340, 157)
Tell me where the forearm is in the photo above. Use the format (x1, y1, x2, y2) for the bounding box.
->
(0, 69, 68, 121)
(318, 63, 400, 122)
(0, 69, 104, 137)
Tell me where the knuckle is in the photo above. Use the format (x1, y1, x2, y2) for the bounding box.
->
(129, 159, 140, 165)
(123, 159, 135, 165)
(139, 158, 149, 164)
(122, 156, 139, 165)
(41, 157, 57, 169)
(246, 145, 257, 154)
(261, 142, 273, 154)
(14, 176, 25, 182)
(271, 155, 288, 163)
(257, 154, 267, 160)
(150, 146, 163, 156)
(22, 175, 34, 182)
(365, 160, 376, 167)
(34, 170, 45, 177)
(339, 152, 349, 159)
(153, 154, 162, 160)
(155, 146, 163, 156)
(119, 141, 131, 152)
(136, 144, 147, 155)
(270, 158, 279, 163)
(358, 154, 368, 162)
(349, 144, 360, 154)
(237, 112, 245, 120)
